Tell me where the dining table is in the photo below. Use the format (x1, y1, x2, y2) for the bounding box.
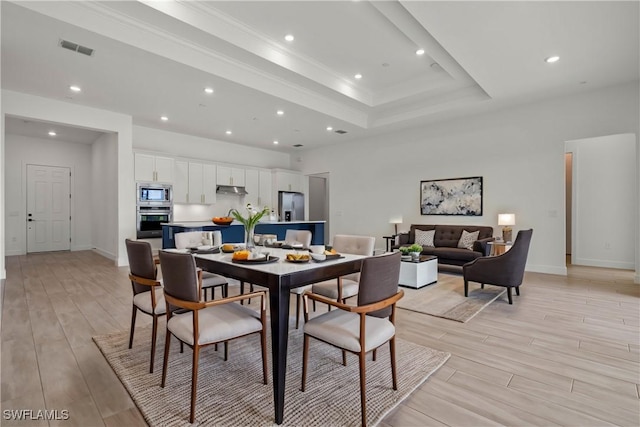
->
(195, 247, 366, 425)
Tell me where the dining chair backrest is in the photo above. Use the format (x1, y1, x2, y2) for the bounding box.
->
(357, 252, 401, 318)
(284, 229, 312, 247)
(158, 250, 200, 303)
(125, 238, 157, 295)
(332, 234, 376, 283)
(175, 231, 222, 249)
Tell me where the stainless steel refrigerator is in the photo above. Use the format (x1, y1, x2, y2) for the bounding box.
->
(278, 191, 304, 221)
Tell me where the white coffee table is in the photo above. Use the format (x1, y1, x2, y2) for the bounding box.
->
(399, 255, 438, 288)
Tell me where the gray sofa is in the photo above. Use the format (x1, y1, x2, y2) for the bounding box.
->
(393, 224, 494, 267)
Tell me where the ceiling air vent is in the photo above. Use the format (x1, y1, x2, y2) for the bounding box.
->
(59, 39, 94, 56)
(293, 144, 304, 147)
(334, 129, 348, 134)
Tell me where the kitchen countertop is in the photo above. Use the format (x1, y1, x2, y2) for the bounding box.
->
(163, 220, 326, 227)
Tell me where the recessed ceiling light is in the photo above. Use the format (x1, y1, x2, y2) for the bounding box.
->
(160, 116, 168, 121)
(48, 131, 57, 136)
(69, 85, 81, 92)
(545, 56, 560, 63)
(276, 110, 284, 116)
(204, 87, 214, 94)
(326, 126, 333, 131)
(416, 49, 425, 56)
(273, 140, 279, 145)
(225, 130, 232, 135)
(354, 73, 362, 79)
(284, 34, 294, 42)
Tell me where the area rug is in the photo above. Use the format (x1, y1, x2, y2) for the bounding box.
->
(93, 324, 450, 426)
(397, 273, 506, 322)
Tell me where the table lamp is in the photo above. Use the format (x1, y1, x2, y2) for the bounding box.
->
(389, 216, 403, 236)
(498, 213, 515, 243)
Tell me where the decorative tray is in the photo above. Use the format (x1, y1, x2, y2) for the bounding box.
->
(231, 256, 279, 264)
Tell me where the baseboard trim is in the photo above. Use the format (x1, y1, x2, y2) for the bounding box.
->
(5, 250, 22, 256)
(573, 258, 635, 270)
(93, 247, 117, 261)
(526, 264, 568, 276)
(635, 273, 640, 284)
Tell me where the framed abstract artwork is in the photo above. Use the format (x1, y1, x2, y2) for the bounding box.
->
(420, 177, 483, 216)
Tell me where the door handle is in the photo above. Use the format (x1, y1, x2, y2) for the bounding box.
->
(28, 219, 33, 222)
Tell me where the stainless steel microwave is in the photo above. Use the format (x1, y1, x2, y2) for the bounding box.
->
(137, 183, 172, 206)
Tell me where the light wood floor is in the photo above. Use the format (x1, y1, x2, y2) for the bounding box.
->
(1, 251, 639, 426)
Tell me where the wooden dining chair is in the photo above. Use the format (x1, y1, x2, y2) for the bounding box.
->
(302, 252, 403, 426)
(174, 231, 228, 300)
(125, 238, 166, 373)
(311, 234, 376, 305)
(158, 250, 268, 424)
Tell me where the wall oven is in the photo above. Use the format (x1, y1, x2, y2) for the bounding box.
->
(137, 206, 172, 238)
(136, 183, 173, 238)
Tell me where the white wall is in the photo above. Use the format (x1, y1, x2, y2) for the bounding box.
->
(2, 90, 134, 267)
(299, 81, 640, 276)
(567, 134, 636, 269)
(4, 134, 94, 255)
(91, 132, 119, 260)
(133, 126, 291, 169)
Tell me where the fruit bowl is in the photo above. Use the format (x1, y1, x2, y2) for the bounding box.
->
(212, 217, 234, 225)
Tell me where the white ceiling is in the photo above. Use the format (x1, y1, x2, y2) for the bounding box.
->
(2, 1, 638, 152)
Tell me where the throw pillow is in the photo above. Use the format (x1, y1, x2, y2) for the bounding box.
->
(415, 229, 435, 247)
(458, 230, 480, 250)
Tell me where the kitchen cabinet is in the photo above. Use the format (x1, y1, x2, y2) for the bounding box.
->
(188, 162, 216, 204)
(217, 166, 245, 186)
(174, 161, 216, 204)
(174, 160, 189, 203)
(272, 170, 303, 193)
(134, 153, 174, 183)
(245, 169, 273, 208)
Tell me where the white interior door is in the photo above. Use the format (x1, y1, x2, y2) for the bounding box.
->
(27, 164, 71, 253)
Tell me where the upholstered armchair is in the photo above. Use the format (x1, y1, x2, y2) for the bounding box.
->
(158, 250, 267, 424)
(125, 238, 166, 373)
(301, 252, 404, 426)
(311, 234, 376, 303)
(463, 229, 533, 304)
(174, 231, 228, 300)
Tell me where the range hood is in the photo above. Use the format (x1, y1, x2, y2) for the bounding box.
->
(216, 185, 248, 196)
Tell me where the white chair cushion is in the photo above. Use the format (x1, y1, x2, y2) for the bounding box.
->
(201, 271, 227, 288)
(133, 287, 166, 315)
(312, 279, 359, 300)
(290, 284, 312, 295)
(167, 303, 262, 346)
(304, 310, 395, 353)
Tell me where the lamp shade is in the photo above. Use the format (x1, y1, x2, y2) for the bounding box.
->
(389, 216, 403, 225)
(498, 213, 515, 226)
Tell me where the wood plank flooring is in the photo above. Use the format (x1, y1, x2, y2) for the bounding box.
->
(1, 251, 638, 426)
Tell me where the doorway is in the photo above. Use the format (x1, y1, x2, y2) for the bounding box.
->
(26, 164, 71, 252)
(308, 173, 330, 244)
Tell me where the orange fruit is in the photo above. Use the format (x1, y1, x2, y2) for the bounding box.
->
(232, 250, 250, 260)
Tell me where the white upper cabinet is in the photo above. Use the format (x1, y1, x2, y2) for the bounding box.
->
(273, 170, 303, 193)
(217, 165, 245, 187)
(134, 153, 174, 183)
(174, 160, 189, 204)
(174, 161, 216, 204)
(245, 169, 273, 208)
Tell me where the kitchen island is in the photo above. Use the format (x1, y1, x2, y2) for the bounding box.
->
(162, 220, 325, 248)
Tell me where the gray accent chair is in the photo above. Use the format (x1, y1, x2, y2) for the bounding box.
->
(463, 229, 533, 304)
(302, 252, 404, 426)
(158, 250, 268, 424)
(125, 238, 166, 373)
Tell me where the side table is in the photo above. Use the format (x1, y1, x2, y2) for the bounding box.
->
(487, 241, 512, 256)
(383, 235, 397, 252)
